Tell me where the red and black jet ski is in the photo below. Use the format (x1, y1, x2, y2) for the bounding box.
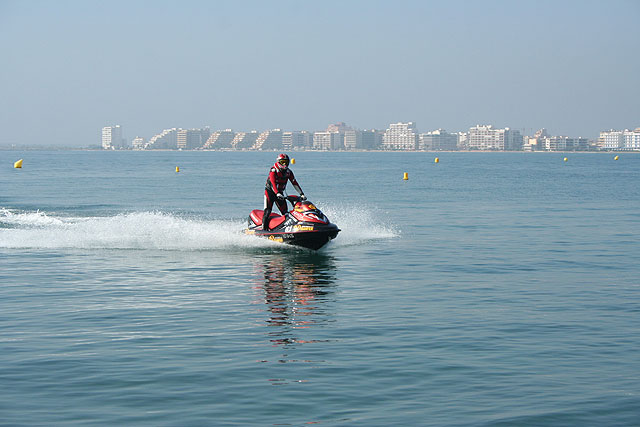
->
(245, 196, 340, 250)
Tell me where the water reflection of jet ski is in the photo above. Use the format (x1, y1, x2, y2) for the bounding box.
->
(257, 252, 337, 346)
(245, 196, 340, 250)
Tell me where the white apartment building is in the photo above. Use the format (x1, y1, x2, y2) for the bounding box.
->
(467, 125, 522, 151)
(253, 129, 283, 150)
(202, 129, 235, 149)
(231, 131, 259, 150)
(600, 129, 640, 150)
(177, 127, 211, 150)
(147, 128, 180, 149)
(542, 136, 589, 151)
(313, 131, 343, 150)
(628, 129, 640, 150)
(131, 136, 146, 150)
(600, 130, 625, 149)
(282, 132, 294, 150)
(102, 125, 125, 149)
(382, 122, 418, 150)
(457, 132, 468, 150)
(323, 122, 350, 150)
(344, 130, 362, 150)
(282, 131, 313, 150)
(419, 129, 459, 151)
(523, 129, 589, 151)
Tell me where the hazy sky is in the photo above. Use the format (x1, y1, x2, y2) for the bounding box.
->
(1, 0, 638, 146)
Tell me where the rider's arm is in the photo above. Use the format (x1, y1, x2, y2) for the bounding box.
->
(289, 170, 303, 195)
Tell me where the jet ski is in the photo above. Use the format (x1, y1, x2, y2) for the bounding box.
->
(245, 196, 340, 250)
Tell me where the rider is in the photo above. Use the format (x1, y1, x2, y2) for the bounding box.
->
(263, 153, 306, 230)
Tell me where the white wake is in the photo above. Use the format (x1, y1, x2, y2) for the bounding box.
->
(0, 205, 398, 251)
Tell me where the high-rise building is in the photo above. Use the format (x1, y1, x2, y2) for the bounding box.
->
(313, 132, 335, 150)
(282, 131, 313, 150)
(202, 129, 235, 149)
(342, 129, 383, 150)
(253, 129, 283, 150)
(457, 132, 468, 150)
(147, 128, 180, 149)
(467, 125, 522, 151)
(322, 122, 351, 150)
(102, 125, 126, 149)
(361, 130, 383, 150)
(382, 122, 418, 150)
(282, 132, 294, 150)
(177, 127, 211, 150)
(344, 130, 362, 150)
(419, 129, 459, 151)
(231, 131, 259, 150)
(313, 131, 344, 150)
(297, 131, 313, 148)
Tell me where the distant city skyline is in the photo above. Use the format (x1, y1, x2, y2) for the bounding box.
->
(99, 122, 639, 151)
(1, 1, 639, 146)
(101, 119, 640, 150)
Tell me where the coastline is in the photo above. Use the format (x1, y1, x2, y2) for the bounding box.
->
(1, 146, 636, 154)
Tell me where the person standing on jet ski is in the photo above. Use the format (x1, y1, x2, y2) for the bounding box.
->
(263, 153, 306, 230)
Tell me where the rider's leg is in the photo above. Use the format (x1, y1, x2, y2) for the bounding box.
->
(263, 190, 275, 231)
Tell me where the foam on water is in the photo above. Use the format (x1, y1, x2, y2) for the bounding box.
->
(0, 205, 398, 250)
(0, 208, 65, 227)
(320, 202, 399, 247)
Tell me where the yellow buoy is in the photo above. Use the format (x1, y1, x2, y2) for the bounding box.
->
(403, 172, 409, 180)
(563, 157, 568, 162)
(614, 155, 619, 161)
(175, 166, 180, 172)
(434, 157, 439, 163)
(291, 158, 295, 164)
(14, 159, 23, 168)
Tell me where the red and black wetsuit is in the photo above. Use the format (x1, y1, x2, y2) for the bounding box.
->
(263, 163, 303, 230)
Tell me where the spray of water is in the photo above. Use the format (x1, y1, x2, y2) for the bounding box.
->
(0, 205, 398, 251)
(319, 202, 399, 247)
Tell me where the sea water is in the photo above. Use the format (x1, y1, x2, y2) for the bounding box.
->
(1, 151, 639, 426)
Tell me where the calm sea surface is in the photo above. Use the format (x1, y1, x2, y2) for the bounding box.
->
(1, 151, 639, 426)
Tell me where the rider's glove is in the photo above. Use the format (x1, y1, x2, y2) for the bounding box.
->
(300, 194, 307, 201)
(276, 193, 285, 200)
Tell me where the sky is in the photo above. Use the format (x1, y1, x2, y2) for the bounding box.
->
(0, 0, 638, 146)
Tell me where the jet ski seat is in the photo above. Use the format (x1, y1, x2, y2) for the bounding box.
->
(249, 210, 287, 229)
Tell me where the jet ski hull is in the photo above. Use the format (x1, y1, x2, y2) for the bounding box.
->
(245, 200, 340, 250)
(246, 223, 340, 250)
